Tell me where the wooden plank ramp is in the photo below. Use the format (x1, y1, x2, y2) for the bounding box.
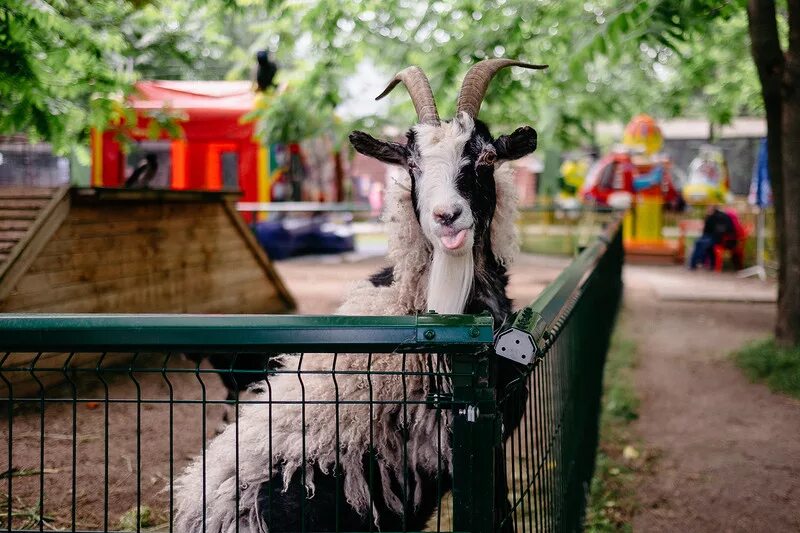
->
(0, 187, 297, 396)
(0, 187, 63, 268)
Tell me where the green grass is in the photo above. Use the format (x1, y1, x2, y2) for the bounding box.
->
(585, 329, 641, 533)
(520, 233, 576, 256)
(733, 339, 800, 399)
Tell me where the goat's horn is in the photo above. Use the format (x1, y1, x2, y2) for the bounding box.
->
(456, 59, 548, 118)
(375, 66, 440, 125)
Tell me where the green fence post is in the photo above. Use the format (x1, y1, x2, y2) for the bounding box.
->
(451, 348, 497, 533)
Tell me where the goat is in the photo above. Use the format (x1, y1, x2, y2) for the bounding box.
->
(174, 58, 546, 533)
(182, 352, 281, 432)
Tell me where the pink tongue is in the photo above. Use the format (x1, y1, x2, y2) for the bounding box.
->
(441, 229, 467, 250)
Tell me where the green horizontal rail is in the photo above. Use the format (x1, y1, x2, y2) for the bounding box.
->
(509, 217, 623, 348)
(0, 313, 493, 353)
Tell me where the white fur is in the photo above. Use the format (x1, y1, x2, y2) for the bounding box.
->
(426, 251, 473, 314)
(414, 114, 475, 257)
(173, 123, 521, 533)
(490, 163, 520, 266)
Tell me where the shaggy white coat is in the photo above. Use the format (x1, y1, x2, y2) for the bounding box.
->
(173, 125, 520, 533)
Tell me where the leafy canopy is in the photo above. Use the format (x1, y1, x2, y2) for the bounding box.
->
(0, 0, 762, 150)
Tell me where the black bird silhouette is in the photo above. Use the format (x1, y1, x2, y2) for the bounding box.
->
(255, 50, 278, 91)
(124, 153, 158, 188)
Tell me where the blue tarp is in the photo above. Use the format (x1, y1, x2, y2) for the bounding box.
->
(749, 138, 771, 207)
(254, 218, 355, 260)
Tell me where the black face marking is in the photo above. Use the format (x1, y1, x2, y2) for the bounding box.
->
(369, 265, 394, 287)
(403, 130, 423, 223)
(451, 119, 498, 238)
(349, 120, 537, 243)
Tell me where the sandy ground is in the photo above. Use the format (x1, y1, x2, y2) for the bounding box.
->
(272, 252, 569, 315)
(0, 253, 565, 530)
(623, 267, 800, 532)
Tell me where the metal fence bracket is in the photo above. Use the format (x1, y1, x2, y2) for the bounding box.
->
(494, 327, 537, 364)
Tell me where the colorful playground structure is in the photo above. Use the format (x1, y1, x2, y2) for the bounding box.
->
(546, 114, 760, 267)
(85, 79, 356, 258)
(88, 80, 342, 209)
(576, 115, 682, 261)
(91, 81, 269, 200)
(683, 144, 732, 205)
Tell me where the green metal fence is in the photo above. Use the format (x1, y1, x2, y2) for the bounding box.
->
(0, 220, 622, 533)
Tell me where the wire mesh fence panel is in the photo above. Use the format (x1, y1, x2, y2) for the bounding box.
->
(0, 219, 623, 533)
(0, 316, 493, 533)
(496, 219, 623, 533)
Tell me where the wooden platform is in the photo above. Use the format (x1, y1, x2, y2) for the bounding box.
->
(0, 187, 295, 313)
(0, 187, 61, 267)
(0, 187, 297, 395)
(624, 240, 681, 265)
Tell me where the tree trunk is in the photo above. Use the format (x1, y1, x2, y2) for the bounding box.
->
(333, 150, 345, 202)
(780, 0, 800, 345)
(747, 1, 796, 345)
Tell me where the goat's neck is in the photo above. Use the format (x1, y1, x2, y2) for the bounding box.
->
(464, 238, 513, 327)
(425, 250, 474, 315)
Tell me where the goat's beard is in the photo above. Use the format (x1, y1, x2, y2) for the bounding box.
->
(426, 248, 474, 314)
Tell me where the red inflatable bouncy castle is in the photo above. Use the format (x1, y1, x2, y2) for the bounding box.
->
(90, 80, 270, 205)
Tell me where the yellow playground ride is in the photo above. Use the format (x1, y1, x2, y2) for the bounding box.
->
(683, 145, 732, 205)
(617, 114, 681, 263)
(556, 158, 589, 210)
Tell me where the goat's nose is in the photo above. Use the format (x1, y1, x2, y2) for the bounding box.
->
(433, 205, 463, 226)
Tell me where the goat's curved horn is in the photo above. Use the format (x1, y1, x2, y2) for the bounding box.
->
(456, 59, 548, 118)
(375, 66, 440, 125)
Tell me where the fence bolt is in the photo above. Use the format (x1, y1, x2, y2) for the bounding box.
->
(424, 329, 436, 340)
(469, 326, 480, 338)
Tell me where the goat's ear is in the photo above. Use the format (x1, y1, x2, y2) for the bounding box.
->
(349, 131, 408, 166)
(495, 126, 538, 161)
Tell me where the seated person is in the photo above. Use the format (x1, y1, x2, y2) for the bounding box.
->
(689, 205, 735, 269)
(723, 207, 748, 269)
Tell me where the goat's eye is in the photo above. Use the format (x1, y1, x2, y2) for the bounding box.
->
(476, 148, 497, 168)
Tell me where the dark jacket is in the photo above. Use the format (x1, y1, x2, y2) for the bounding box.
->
(703, 208, 735, 245)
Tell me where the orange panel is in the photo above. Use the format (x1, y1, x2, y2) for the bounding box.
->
(171, 140, 188, 190)
(205, 143, 237, 190)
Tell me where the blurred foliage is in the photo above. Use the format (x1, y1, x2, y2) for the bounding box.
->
(0, 0, 766, 151)
(119, 1, 235, 80)
(0, 0, 133, 153)
(228, 0, 763, 147)
(0, 0, 228, 154)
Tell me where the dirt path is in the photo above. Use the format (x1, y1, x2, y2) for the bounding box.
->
(274, 252, 568, 314)
(623, 270, 800, 532)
